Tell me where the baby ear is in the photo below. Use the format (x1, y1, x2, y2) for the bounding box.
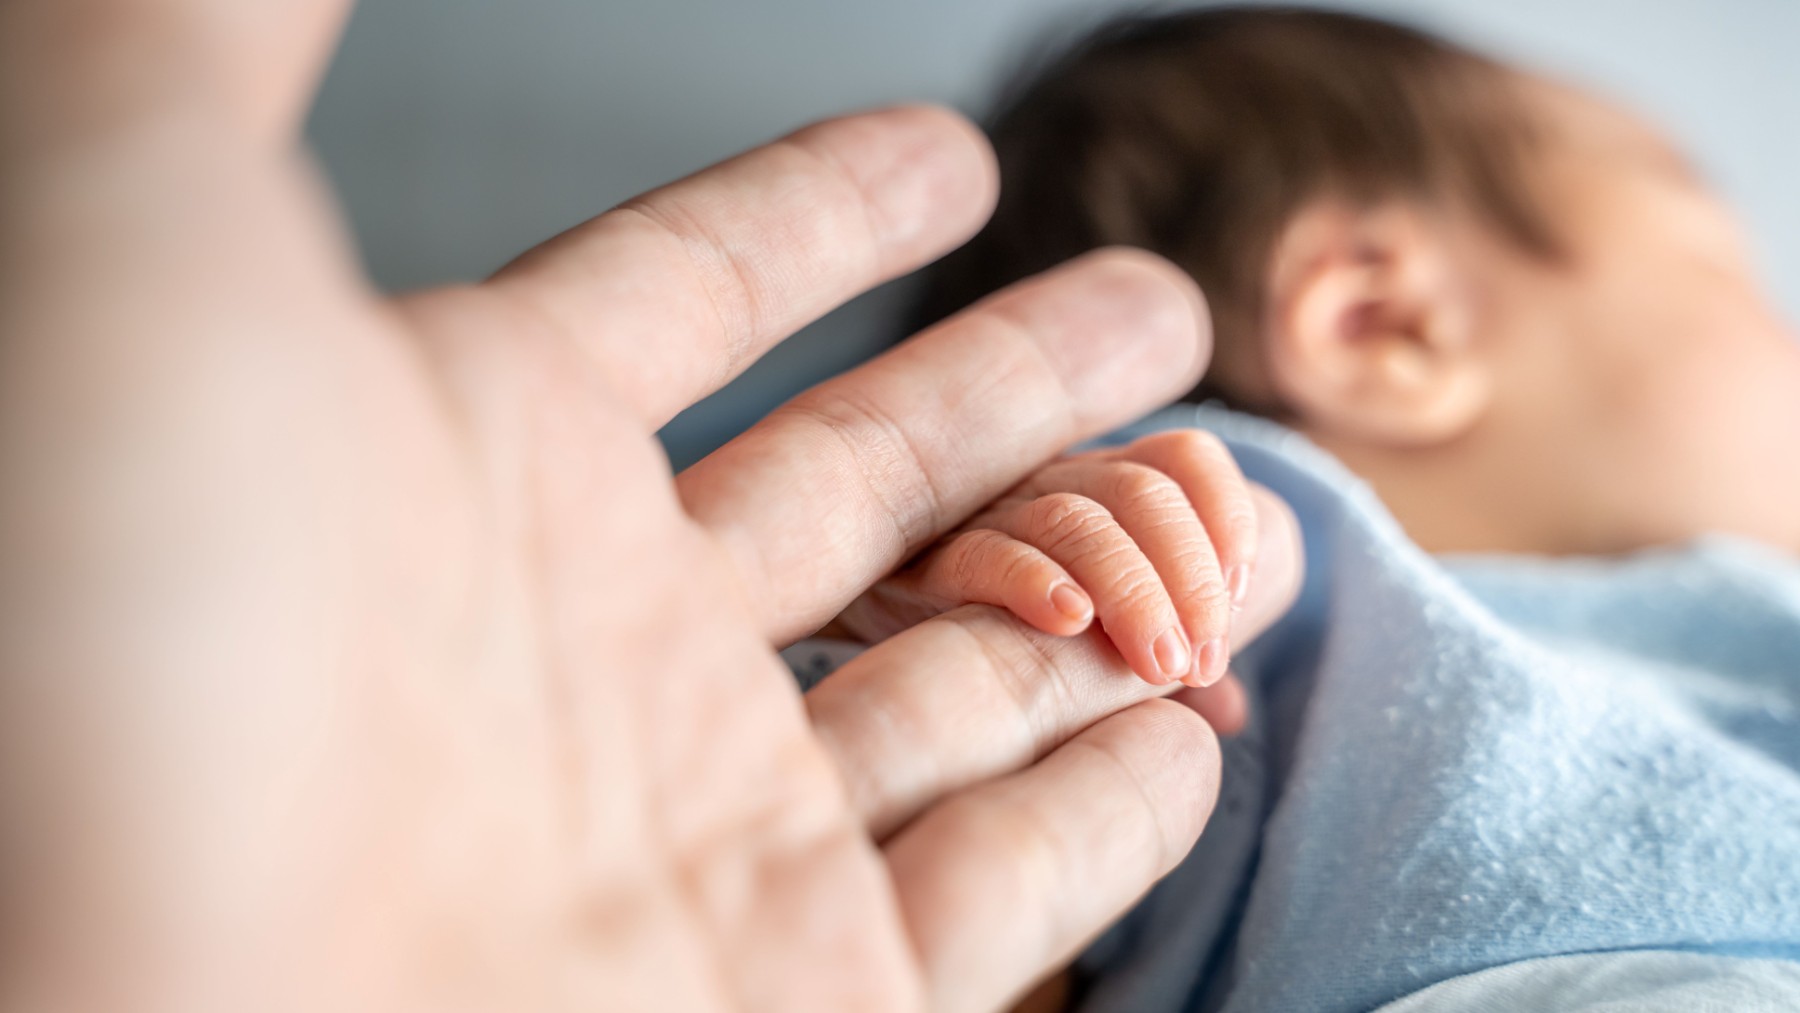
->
(1262, 198, 1491, 447)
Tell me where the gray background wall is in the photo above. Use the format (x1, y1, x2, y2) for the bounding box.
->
(307, 0, 1800, 468)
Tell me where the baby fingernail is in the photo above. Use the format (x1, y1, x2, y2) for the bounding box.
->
(1197, 637, 1229, 687)
(1227, 564, 1253, 610)
(1049, 582, 1093, 624)
(1153, 628, 1191, 681)
(1181, 656, 1206, 688)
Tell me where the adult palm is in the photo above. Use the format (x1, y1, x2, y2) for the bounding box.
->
(0, 3, 1299, 1012)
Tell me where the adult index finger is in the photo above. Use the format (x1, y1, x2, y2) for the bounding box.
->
(476, 105, 998, 428)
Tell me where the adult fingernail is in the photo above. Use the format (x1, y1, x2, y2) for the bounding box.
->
(1049, 582, 1093, 624)
(1153, 628, 1192, 682)
(1227, 564, 1253, 611)
(1197, 637, 1229, 687)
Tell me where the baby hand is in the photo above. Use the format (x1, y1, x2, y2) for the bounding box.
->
(839, 430, 1257, 687)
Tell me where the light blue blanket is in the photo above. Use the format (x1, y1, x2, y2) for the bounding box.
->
(1073, 406, 1800, 1012)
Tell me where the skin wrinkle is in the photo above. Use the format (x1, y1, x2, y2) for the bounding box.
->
(951, 531, 1053, 611)
(781, 127, 909, 284)
(1095, 462, 1185, 516)
(937, 294, 1091, 460)
(817, 257, 1209, 654)
(1014, 632, 1100, 758)
(781, 384, 952, 561)
(989, 539, 1053, 606)
(853, 615, 1051, 845)
(572, 204, 750, 410)
(828, 626, 1000, 842)
(1006, 496, 1187, 632)
(1082, 465, 1231, 595)
(1021, 493, 1112, 558)
(1149, 432, 1257, 536)
(1112, 426, 1260, 581)
(692, 403, 881, 638)
(1087, 565, 1165, 612)
(616, 133, 885, 375)
(988, 283, 1142, 443)
(1025, 507, 1172, 611)
(942, 530, 1002, 600)
(952, 612, 1089, 770)
(1186, 575, 1230, 608)
(493, 122, 897, 429)
(484, 232, 710, 427)
(426, 302, 714, 1001)
(490, 285, 801, 1007)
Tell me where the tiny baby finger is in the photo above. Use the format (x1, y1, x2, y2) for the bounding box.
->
(991, 492, 1192, 685)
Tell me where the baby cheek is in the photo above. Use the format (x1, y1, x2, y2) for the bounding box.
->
(1616, 300, 1800, 542)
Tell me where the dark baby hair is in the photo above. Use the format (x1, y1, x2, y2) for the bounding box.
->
(911, 5, 1560, 412)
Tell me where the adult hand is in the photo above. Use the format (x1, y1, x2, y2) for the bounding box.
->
(0, 4, 1300, 1013)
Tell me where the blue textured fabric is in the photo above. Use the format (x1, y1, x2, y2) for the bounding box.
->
(1073, 405, 1800, 1013)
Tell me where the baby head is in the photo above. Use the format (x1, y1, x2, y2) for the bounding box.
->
(918, 6, 1800, 557)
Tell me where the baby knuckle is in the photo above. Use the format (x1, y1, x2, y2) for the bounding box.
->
(1187, 577, 1232, 615)
(1102, 462, 1184, 513)
(1021, 493, 1111, 549)
(1161, 543, 1220, 578)
(1107, 572, 1173, 613)
(997, 547, 1048, 589)
(946, 529, 1008, 587)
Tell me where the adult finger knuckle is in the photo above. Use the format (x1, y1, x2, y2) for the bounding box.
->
(942, 610, 1078, 752)
(782, 385, 947, 547)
